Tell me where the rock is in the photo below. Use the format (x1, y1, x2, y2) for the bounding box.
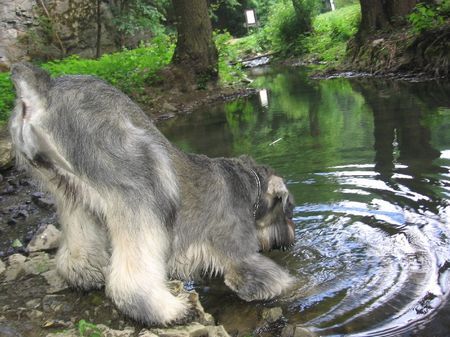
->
(27, 224, 61, 252)
(1, 184, 15, 195)
(261, 307, 283, 323)
(25, 299, 40, 309)
(23, 252, 54, 275)
(7, 219, 17, 226)
(45, 329, 78, 337)
(281, 324, 295, 337)
(372, 38, 385, 46)
(294, 326, 317, 337)
(97, 325, 135, 337)
(0, 325, 22, 337)
(42, 294, 72, 313)
(41, 269, 68, 294)
(0, 134, 13, 170)
(138, 330, 159, 337)
(26, 309, 43, 320)
(162, 102, 178, 113)
(151, 322, 230, 337)
(0, 259, 5, 275)
(13, 210, 28, 219)
(3, 253, 26, 281)
(31, 193, 55, 211)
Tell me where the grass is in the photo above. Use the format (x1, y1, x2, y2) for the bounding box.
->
(0, 72, 14, 123)
(304, 4, 361, 63)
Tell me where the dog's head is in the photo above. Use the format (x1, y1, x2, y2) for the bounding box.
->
(254, 173, 296, 252)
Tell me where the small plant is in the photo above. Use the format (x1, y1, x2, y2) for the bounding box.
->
(408, 2, 446, 33)
(78, 320, 101, 337)
(214, 31, 244, 85)
(0, 73, 14, 123)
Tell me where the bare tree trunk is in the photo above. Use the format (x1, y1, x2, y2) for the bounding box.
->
(171, 0, 218, 82)
(359, 0, 417, 35)
(96, 0, 102, 59)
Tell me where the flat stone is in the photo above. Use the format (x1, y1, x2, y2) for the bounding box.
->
(0, 259, 5, 275)
(0, 136, 12, 170)
(26, 309, 43, 320)
(23, 252, 53, 275)
(97, 325, 135, 337)
(31, 193, 55, 211)
(3, 253, 27, 281)
(27, 224, 61, 252)
(41, 269, 68, 293)
(162, 102, 178, 112)
(46, 329, 78, 337)
(151, 322, 222, 337)
(25, 299, 40, 309)
(261, 307, 283, 323)
(138, 330, 159, 337)
(281, 324, 295, 337)
(42, 294, 71, 313)
(294, 326, 317, 337)
(151, 322, 208, 337)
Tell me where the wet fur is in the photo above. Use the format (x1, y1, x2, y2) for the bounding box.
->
(9, 63, 295, 326)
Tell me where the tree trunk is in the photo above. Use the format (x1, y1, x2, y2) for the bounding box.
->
(171, 0, 218, 83)
(96, 0, 102, 59)
(359, 0, 417, 35)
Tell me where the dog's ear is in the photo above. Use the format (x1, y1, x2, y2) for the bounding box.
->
(267, 175, 290, 211)
(11, 62, 51, 119)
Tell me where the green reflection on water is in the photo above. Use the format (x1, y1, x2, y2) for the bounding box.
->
(159, 67, 450, 336)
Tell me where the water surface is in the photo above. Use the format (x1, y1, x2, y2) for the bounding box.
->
(160, 67, 450, 336)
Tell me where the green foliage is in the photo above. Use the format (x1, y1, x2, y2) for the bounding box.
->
(43, 35, 175, 102)
(210, 0, 279, 37)
(78, 320, 101, 337)
(112, 0, 168, 39)
(0, 35, 174, 122)
(0, 73, 14, 123)
(214, 31, 245, 85)
(305, 4, 360, 62)
(408, 1, 448, 33)
(261, 0, 321, 54)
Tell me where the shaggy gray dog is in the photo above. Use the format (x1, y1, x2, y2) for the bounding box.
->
(9, 63, 296, 325)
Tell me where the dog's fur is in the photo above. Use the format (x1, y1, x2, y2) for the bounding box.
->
(9, 63, 296, 325)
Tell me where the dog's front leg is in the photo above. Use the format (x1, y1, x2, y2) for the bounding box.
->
(105, 207, 189, 325)
(56, 203, 109, 290)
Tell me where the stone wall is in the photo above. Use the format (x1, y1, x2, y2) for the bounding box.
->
(0, 0, 119, 70)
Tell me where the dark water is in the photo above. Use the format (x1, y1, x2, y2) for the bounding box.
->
(160, 67, 450, 337)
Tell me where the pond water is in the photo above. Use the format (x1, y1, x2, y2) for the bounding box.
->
(160, 67, 450, 337)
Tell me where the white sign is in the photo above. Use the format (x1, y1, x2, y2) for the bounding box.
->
(259, 89, 268, 108)
(245, 9, 256, 25)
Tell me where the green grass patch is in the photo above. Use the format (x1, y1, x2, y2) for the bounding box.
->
(43, 34, 175, 102)
(305, 4, 361, 63)
(0, 72, 14, 123)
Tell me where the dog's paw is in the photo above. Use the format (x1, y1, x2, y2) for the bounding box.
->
(56, 248, 106, 290)
(225, 255, 295, 301)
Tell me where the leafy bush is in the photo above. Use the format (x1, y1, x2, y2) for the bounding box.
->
(262, 0, 321, 54)
(214, 31, 244, 85)
(304, 4, 360, 62)
(0, 73, 14, 123)
(408, 1, 448, 33)
(43, 34, 175, 102)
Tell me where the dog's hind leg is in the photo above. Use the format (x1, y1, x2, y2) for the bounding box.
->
(105, 206, 190, 325)
(224, 254, 295, 301)
(56, 204, 110, 290)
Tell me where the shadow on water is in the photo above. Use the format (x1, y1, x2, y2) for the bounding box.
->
(160, 66, 450, 337)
